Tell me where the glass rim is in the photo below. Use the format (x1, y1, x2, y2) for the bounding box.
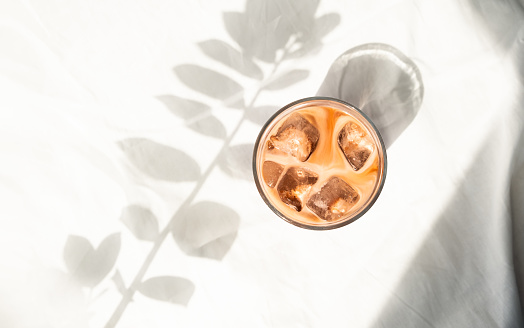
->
(252, 96, 388, 230)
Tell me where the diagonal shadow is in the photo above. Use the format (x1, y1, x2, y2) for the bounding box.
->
(371, 130, 524, 327)
(370, 0, 524, 326)
(511, 123, 524, 322)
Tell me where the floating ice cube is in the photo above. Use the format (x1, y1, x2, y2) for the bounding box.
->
(269, 113, 319, 162)
(338, 122, 374, 171)
(306, 177, 360, 221)
(277, 166, 319, 212)
(262, 161, 284, 188)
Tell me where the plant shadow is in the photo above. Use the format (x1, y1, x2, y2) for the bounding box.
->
(172, 201, 241, 261)
(63, 234, 121, 288)
(223, 0, 339, 64)
(159, 0, 341, 260)
(99, 0, 342, 326)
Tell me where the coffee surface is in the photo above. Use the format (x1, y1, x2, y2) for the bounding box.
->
(258, 105, 380, 225)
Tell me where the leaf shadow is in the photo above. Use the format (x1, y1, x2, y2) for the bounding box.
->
(107, 1, 344, 327)
(63, 233, 121, 288)
(156, 95, 210, 120)
(157, 95, 227, 139)
(218, 143, 256, 181)
(138, 276, 195, 306)
(173, 64, 244, 108)
(172, 201, 240, 260)
(198, 39, 263, 80)
(246, 105, 279, 126)
(112, 270, 128, 297)
(120, 205, 159, 242)
(187, 114, 227, 139)
(119, 138, 201, 182)
(264, 69, 309, 91)
(223, 0, 340, 63)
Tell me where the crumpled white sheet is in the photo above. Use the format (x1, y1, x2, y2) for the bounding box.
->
(0, 0, 523, 327)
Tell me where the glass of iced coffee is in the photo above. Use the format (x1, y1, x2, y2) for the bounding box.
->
(253, 97, 387, 230)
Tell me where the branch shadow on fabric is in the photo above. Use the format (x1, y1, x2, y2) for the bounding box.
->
(171, 201, 240, 261)
(103, 0, 341, 326)
(155, 0, 341, 260)
(119, 138, 201, 182)
(63, 234, 121, 288)
(223, 0, 339, 63)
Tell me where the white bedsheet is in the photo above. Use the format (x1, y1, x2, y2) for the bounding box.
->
(1, 0, 523, 327)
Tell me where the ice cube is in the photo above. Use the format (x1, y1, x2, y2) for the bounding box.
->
(262, 161, 284, 188)
(306, 177, 360, 221)
(277, 166, 319, 212)
(338, 122, 374, 171)
(269, 113, 319, 162)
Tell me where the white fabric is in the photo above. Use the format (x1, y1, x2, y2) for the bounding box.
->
(1, 0, 523, 327)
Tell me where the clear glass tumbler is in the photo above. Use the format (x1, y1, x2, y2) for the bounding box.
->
(253, 97, 387, 230)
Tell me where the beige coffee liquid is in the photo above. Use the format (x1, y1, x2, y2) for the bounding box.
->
(256, 104, 383, 227)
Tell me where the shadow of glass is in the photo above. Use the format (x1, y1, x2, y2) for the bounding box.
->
(172, 201, 240, 260)
(316, 43, 424, 149)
